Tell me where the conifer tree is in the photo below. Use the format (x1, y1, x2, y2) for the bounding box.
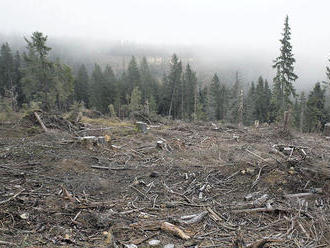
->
(0, 43, 14, 96)
(129, 86, 142, 114)
(89, 63, 106, 112)
(140, 57, 159, 109)
(272, 15, 298, 115)
(244, 82, 256, 125)
(305, 82, 327, 132)
(183, 64, 197, 119)
(208, 73, 226, 120)
(13, 51, 24, 108)
(161, 54, 182, 119)
(21, 32, 74, 110)
(127, 56, 140, 95)
(227, 72, 242, 123)
(263, 80, 272, 121)
(74, 64, 90, 107)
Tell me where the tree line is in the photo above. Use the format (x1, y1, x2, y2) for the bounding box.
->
(0, 16, 329, 131)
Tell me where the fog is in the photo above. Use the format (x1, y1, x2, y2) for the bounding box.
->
(1, 0, 330, 89)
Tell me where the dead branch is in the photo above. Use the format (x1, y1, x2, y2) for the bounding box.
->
(246, 239, 283, 248)
(0, 188, 25, 205)
(160, 221, 190, 240)
(91, 165, 129, 171)
(180, 211, 208, 224)
(283, 190, 323, 199)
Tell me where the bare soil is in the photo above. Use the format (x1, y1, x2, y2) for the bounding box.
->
(0, 116, 329, 247)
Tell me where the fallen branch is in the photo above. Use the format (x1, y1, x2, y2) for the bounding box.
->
(232, 206, 286, 214)
(161, 221, 190, 240)
(246, 149, 268, 163)
(0, 188, 25, 205)
(283, 189, 322, 198)
(180, 211, 208, 224)
(246, 239, 283, 248)
(91, 165, 129, 171)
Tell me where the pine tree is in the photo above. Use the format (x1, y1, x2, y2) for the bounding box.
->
(103, 64, 118, 107)
(244, 81, 256, 125)
(89, 63, 106, 112)
(299, 92, 306, 132)
(227, 72, 242, 123)
(160, 54, 182, 119)
(305, 82, 327, 132)
(127, 56, 140, 95)
(207, 73, 224, 120)
(255, 77, 265, 122)
(263, 80, 272, 122)
(140, 57, 159, 109)
(129, 87, 142, 114)
(272, 15, 298, 115)
(74, 64, 90, 107)
(21, 32, 74, 110)
(183, 64, 197, 119)
(0, 43, 14, 97)
(13, 51, 24, 109)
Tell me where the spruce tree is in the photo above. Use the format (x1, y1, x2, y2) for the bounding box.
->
(305, 82, 327, 132)
(183, 64, 197, 119)
(127, 56, 140, 95)
(227, 72, 242, 123)
(22, 32, 74, 110)
(0, 43, 14, 96)
(89, 64, 106, 112)
(161, 54, 182, 119)
(140, 57, 159, 108)
(272, 15, 298, 115)
(74, 64, 90, 107)
(207, 73, 226, 121)
(255, 77, 265, 122)
(264, 80, 272, 122)
(244, 82, 256, 125)
(13, 51, 24, 108)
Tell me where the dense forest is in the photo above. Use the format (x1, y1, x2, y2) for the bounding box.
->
(0, 16, 329, 132)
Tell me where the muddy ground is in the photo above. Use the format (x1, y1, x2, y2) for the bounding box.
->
(0, 115, 330, 247)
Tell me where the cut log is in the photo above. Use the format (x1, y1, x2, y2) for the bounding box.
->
(34, 112, 48, 132)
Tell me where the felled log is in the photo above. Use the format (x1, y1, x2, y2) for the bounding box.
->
(76, 135, 110, 146)
(34, 112, 48, 132)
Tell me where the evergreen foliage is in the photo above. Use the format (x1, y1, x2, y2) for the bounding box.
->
(74, 64, 89, 107)
(0, 30, 329, 132)
(305, 82, 327, 132)
(272, 16, 298, 116)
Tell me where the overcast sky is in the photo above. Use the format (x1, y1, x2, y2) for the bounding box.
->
(1, 0, 330, 87)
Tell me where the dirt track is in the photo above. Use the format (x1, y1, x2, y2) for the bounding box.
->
(0, 118, 330, 247)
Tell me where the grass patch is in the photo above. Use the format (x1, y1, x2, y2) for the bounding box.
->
(81, 116, 134, 128)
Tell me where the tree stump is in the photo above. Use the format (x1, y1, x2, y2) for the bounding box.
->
(136, 121, 147, 133)
(324, 123, 330, 136)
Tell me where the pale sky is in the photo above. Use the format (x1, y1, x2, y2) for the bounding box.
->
(1, 0, 330, 87)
